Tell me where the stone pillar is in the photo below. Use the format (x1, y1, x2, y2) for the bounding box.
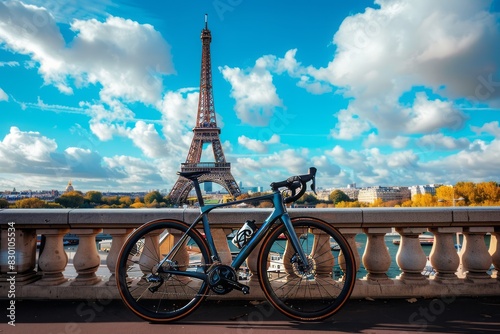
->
(362, 228, 393, 284)
(489, 230, 500, 280)
(460, 227, 495, 283)
(395, 228, 428, 284)
(339, 228, 362, 273)
(311, 228, 334, 278)
(429, 227, 461, 284)
(139, 229, 161, 275)
(212, 228, 232, 265)
(247, 239, 265, 284)
(0, 228, 39, 284)
(35, 228, 69, 286)
(71, 229, 102, 285)
(103, 228, 132, 286)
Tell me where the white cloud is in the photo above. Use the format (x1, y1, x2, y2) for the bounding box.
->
(103, 155, 164, 185)
(0, 88, 8, 101)
(417, 133, 470, 151)
(0, 2, 174, 105)
(312, 0, 500, 138)
(403, 93, 467, 133)
(0, 126, 167, 190)
(220, 59, 283, 126)
(423, 139, 500, 182)
(238, 134, 280, 153)
(363, 133, 410, 149)
(0, 61, 19, 67)
(471, 121, 500, 138)
(0, 126, 56, 165)
(127, 121, 167, 159)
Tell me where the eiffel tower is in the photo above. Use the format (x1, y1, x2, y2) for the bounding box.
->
(169, 15, 241, 205)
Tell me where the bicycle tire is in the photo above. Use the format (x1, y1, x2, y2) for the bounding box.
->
(116, 219, 211, 322)
(258, 217, 356, 321)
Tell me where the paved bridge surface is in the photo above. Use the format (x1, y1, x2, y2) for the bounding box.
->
(3, 296, 500, 334)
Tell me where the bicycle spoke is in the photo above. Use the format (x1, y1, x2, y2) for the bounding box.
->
(258, 218, 356, 321)
(116, 220, 211, 322)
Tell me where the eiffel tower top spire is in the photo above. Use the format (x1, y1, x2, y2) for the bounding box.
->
(197, 13, 218, 131)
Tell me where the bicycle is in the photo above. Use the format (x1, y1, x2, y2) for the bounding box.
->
(116, 167, 356, 322)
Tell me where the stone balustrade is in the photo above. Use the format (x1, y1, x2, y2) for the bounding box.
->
(1, 207, 499, 300)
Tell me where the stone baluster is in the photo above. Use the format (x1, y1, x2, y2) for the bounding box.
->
(246, 239, 265, 285)
(489, 230, 500, 280)
(428, 227, 461, 284)
(362, 228, 393, 284)
(311, 228, 334, 278)
(339, 228, 363, 273)
(35, 228, 69, 286)
(460, 227, 495, 283)
(395, 228, 428, 284)
(71, 229, 103, 286)
(139, 229, 161, 276)
(211, 228, 232, 265)
(103, 228, 133, 285)
(0, 228, 39, 284)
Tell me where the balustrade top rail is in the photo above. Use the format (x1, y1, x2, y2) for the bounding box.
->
(1, 207, 500, 229)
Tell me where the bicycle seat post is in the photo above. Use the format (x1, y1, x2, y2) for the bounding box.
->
(191, 178, 205, 207)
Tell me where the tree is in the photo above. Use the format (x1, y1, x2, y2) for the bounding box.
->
(119, 196, 132, 207)
(55, 191, 85, 208)
(475, 181, 500, 204)
(455, 181, 476, 205)
(436, 185, 454, 205)
(329, 190, 350, 204)
(0, 198, 9, 208)
(13, 198, 47, 208)
(370, 198, 384, 207)
(144, 191, 164, 205)
(412, 194, 437, 207)
(102, 195, 120, 206)
(297, 193, 319, 205)
(85, 191, 103, 205)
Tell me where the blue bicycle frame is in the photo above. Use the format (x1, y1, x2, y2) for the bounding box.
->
(158, 189, 310, 277)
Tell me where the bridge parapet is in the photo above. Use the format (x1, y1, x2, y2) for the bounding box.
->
(1, 207, 499, 300)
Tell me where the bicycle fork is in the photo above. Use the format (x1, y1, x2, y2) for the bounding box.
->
(281, 213, 312, 272)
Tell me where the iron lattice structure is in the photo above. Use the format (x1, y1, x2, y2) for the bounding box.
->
(169, 16, 241, 204)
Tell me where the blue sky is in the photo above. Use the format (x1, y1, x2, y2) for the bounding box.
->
(1, 0, 499, 193)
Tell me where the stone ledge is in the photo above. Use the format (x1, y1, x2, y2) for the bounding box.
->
(3, 278, 499, 301)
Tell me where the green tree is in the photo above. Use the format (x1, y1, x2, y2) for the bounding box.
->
(329, 190, 350, 204)
(0, 198, 9, 208)
(144, 191, 164, 205)
(55, 191, 85, 208)
(102, 195, 120, 206)
(297, 193, 319, 205)
(85, 191, 103, 205)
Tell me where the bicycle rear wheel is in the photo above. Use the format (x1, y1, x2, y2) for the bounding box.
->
(116, 219, 211, 322)
(258, 217, 356, 321)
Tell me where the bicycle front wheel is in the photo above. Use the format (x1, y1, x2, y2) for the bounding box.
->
(116, 219, 211, 322)
(258, 217, 356, 321)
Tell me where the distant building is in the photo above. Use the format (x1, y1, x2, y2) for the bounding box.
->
(410, 185, 437, 198)
(358, 186, 411, 204)
(65, 180, 74, 193)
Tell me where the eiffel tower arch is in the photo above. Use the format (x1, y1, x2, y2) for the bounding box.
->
(169, 15, 241, 205)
